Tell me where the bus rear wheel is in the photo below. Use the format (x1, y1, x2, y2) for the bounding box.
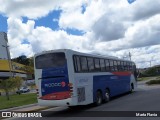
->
(95, 91, 103, 106)
(104, 89, 110, 103)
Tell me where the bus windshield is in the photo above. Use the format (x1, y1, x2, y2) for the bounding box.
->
(35, 52, 66, 69)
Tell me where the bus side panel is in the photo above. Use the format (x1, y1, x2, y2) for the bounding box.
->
(118, 75, 130, 93)
(112, 72, 132, 93)
(93, 75, 119, 102)
(130, 74, 137, 90)
(35, 69, 43, 97)
(74, 75, 93, 105)
(93, 74, 131, 102)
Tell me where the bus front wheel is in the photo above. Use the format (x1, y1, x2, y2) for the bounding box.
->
(95, 91, 103, 106)
(130, 83, 134, 93)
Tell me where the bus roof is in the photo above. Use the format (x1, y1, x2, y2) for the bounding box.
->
(34, 49, 134, 63)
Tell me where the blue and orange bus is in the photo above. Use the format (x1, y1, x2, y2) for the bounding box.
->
(34, 49, 137, 106)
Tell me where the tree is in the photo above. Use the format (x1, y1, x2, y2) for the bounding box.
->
(0, 78, 16, 100)
(14, 76, 23, 91)
(21, 65, 34, 80)
(0, 76, 23, 99)
(12, 55, 30, 65)
(23, 66, 34, 74)
(28, 57, 34, 67)
(143, 67, 158, 77)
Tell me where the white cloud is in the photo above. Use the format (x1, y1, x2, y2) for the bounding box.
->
(132, 0, 160, 20)
(10, 43, 33, 58)
(93, 14, 160, 51)
(27, 26, 86, 53)
(93, 45, 160, 68)
(0, 0, 160, 68)
(58, 0, 108, 31)
(0, 0, 64, 19)
(92, 14, 126, 41)
(7, 17, 34, 57)
(7, 17, 90, 58)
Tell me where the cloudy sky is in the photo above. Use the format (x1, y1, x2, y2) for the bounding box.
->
(0, 0, 160, 68)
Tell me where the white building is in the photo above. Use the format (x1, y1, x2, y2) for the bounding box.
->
(0, 32, 9, 59)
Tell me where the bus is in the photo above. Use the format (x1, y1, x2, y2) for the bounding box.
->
(34, 49, 137, 107)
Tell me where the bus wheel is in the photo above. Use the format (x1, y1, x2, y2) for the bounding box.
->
(95, 91, 103, 106)
(104, 89, 110, 103)
(130, 83, 134, 93)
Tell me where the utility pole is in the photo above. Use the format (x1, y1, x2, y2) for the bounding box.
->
(129, 52, 132, 61)
(149, 61, 151, 67)
(2, 45, 13, 77)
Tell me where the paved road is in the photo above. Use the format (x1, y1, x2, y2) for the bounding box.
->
(6, 82, 160, 120)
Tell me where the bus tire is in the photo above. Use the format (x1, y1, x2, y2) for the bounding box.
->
(104, 89, 110, 103)
(130, 83, 134, 93)
(95, 91, 103, 106)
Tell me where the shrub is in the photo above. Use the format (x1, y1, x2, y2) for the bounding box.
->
(146, 79, 160, 85)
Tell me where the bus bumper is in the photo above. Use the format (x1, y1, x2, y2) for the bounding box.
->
(38, 98, 73, 106)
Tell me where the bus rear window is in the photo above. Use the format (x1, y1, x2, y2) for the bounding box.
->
(35, 52, 66, 69)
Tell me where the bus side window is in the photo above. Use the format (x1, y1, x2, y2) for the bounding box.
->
(129, 62, 132, 71)
(121, 61, 124, 71)
(124, 62, 127, 71)
(132, 63, 137, 79)
(117, 61, 121, 71)
(105, 59, 110, 72)
(126, 62, 128, 70)
(87, 57, 94, 72)
(132, 63, 136, 71)
(100, 59, 105, 72)
(114, 61, 118, 71)
(74, 56, 81, 72)
(73, 56, 78, 72)
(109, 60, 114, 71)
(132, 63, 135, 71)
(127, 62, 130, 70)
(94, 58, 100, 71)
(80, 56, 88, 72)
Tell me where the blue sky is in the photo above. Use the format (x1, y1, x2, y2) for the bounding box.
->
(33, 10, 61, 30)
(0, 15, 7, 32)
(0, 10, 84, 36)
(0, 0, 160, 68)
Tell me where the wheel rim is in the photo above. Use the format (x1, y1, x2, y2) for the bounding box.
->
(104, 90, 110, 102)
(105, 93, 109, 101)
(98, 96, 101, 104)
(96, 92, 102, 105)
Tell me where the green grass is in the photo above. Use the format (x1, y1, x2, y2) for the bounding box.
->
(156, 76, 160, 79)
(137, 76, 160, 81)
(146, 79, 160, 85)
(137, 77, 151, 81)
(0, 93, 37, 110)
